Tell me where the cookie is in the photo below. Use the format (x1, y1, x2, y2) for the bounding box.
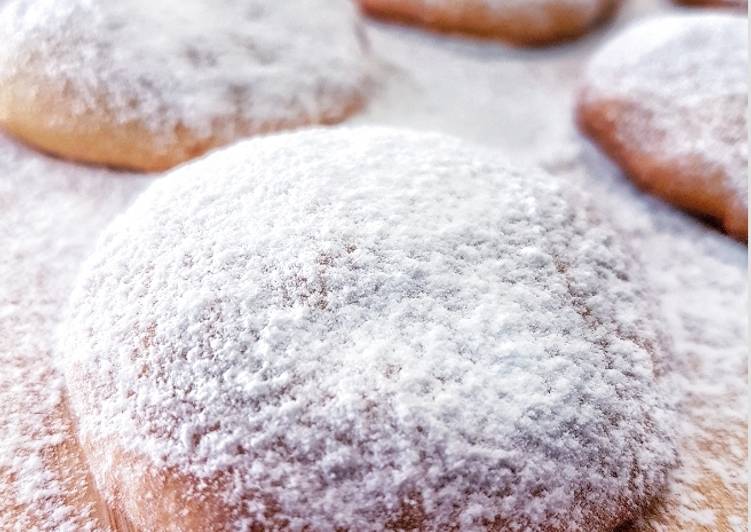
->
(577, 14, 748, 241)
(358, 0, 620, 45)
(59, 127, 676, 530)
(0, 0, 370, 171)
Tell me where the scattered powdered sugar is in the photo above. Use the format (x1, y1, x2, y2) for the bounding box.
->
(60, 127, 676, 529)
(542, 143, 748, 531)
(0, 0, 370, 145)
(2, 0, 746, 528)
(581, 13, 748, 205)
(0, 134, 148, 531)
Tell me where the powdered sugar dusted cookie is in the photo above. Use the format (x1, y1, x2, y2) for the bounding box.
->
(577, 14, 748, 241)
(358, 0, 620, 45)
(59, 127, 676, 530)
(0, 0, 370, 171)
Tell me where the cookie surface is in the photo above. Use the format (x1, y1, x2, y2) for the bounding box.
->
(359, 0, 620, 45)
(59, 127, 676, 530)
(577, 14, 748, 241)
(0, 0, 370, 171)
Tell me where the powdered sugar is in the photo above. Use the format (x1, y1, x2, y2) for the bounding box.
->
(60, 127, 676, 529)
(0, 135, 147, 531)
(581, 13, 748, 203)
(542, 143, 748, 531)
(0, 0, 370, 146)
(2, 0, 746, 528)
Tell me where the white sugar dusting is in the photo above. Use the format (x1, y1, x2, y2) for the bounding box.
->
(60, 127, 676, 529)
(582, 13, 748, 206)
(542, 143, 748, 531)
(0, 0, 370, 145)
(0, 135, 148, 530)
(1, 0, 747, 529)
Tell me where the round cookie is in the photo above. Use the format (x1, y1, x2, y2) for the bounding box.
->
(358, 0, 620, 45)
(577, 14, 748, 241)
(0, 0, 370, 171)
(59, 127, 676, 530)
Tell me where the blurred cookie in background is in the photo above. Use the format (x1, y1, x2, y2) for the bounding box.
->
(0, 133, 148, 530)
(358, 0, 620, 45)
(674, 0, 746, 9)
(577, 13, 748, 241)
(0, 0, 371, 171)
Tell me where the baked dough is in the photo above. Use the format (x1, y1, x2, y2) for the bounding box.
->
(358, 0, 620, 45)
(0, 0, 370, 171)
(59, 127, 676, 530)
(577, 14, 748, 241)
